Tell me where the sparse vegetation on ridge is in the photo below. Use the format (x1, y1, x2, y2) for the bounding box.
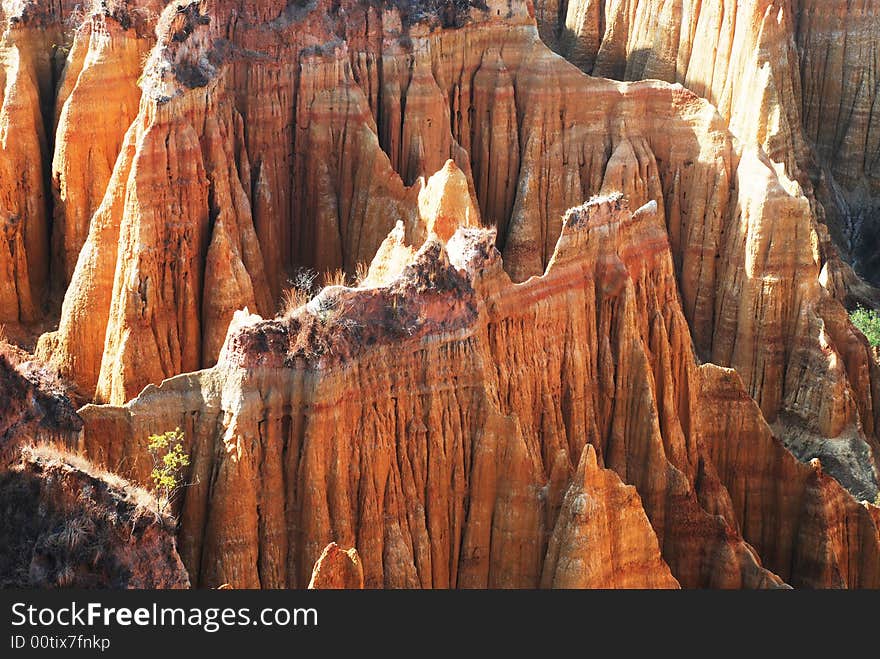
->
(0, 444, 185, 588)
(280, 265, 371, 317)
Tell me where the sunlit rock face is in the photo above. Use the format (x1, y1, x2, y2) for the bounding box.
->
(0, 0, 876, 588)
(536, 0, 880, 292)
(77, 196, 879, 589)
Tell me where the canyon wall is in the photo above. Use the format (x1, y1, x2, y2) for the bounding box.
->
(78, 197, 880, 588)
(23, 1, 880, 508)
(51, 3, 161, 288)
(536, 0, 880, 290)
(0, 1, 63, 323)
(0, 0, 876, 588)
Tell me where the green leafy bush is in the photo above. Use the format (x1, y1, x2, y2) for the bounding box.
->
(147, 427, 190, 519)
(850, 306, 880, 347)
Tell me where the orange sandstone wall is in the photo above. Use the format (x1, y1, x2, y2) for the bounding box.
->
(79, 197, 878, 589)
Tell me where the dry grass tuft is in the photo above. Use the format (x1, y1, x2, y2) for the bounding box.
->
(322, 268, 348, 288)
(280, 286, 313, 317)
(23, 443, 159, 515)
(279, 268, 319, 317)
(354, 261, 370, 287)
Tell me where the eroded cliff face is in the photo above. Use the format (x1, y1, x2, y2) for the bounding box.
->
(536, 0, 807, 172)
(79, 196, 880, 589)
(536, 0, 880, 293)
(27, 0, 880, 511)
(796, 0, 880, 281)
(0, 1, 64, 323)
(0, 0, 877, 588)
(51, 2, 161, 288)
(40, 1, 273, 403)
(0, 0, 166, 315)
(698, 365, 880, 588)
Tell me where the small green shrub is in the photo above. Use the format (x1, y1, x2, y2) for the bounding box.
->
(147, 427, 190, 520)
(850, 306, 880, 347)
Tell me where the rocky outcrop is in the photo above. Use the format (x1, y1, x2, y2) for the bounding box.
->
(536, 0, 880, 294)
(35, 4, 880, 511)
(0, 328, 185, 589)
(78, 196, 880, 589)
(418, 160, 480, 242)
(0, 2, 141, 322)
(0, 444, 189, 588)
(39, 1, 272, 402)
(51, 2, 160, 288)
(79, 196, 806, 589)
(0, 0, 876, 589)
(308, 543, 365, 589)
(523, 0, 880, 502)
(699, 365, 879, 588)
(540, 445, 678, 589)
